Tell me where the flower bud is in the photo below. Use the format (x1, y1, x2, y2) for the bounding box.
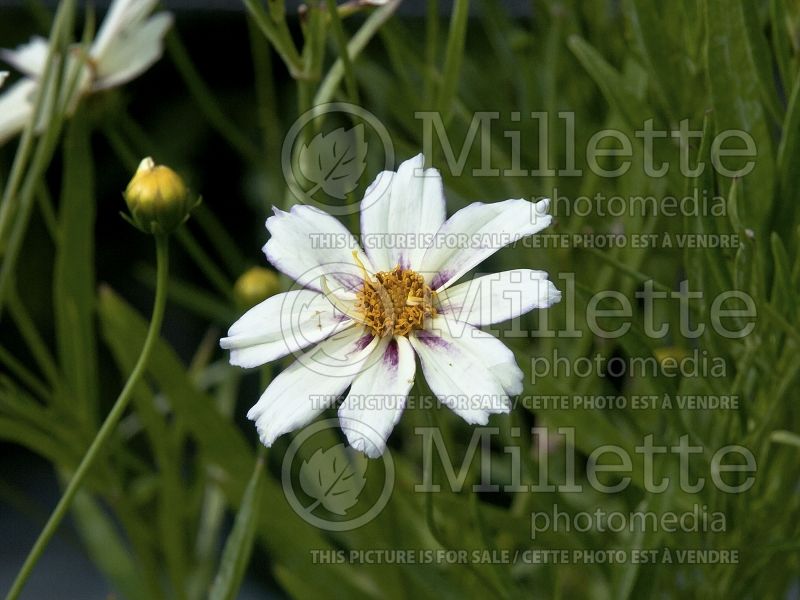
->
(234, 267, 281, 309)
(653, 346, 689, 365)
(124, 157, 195, 235)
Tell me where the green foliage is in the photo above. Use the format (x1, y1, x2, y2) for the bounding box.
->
(1, 0, 800, 598)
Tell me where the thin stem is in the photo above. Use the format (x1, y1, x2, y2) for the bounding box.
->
(0, 344, 51, 402)
(423, 0, 439, 107)
(0, 27, 88, 319)
(324, 0, 362, 232)
(243, 0, 304, 78)
(5, 235, 171, 600)
(165, 31, 261, 165)
(7, 284, 60, 386)
(313, 0, 401, 108)
(175, 228, 235, 301)
(0, 0, 74, 243)
(35, 182, 58, 241)
(325, 0, 359, 104)
(437, 0, 469, 124)
(247, 16, 280, 162)
(192, 205, 247, 277)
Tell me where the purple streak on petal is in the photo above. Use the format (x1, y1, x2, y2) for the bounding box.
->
(435, 296, 462, 317)
(339, 273, 364, 291)
(430, 271, 451, 290)
(354, 334, 375, 351)
(383, 339, 399, 369)
(263, 241, 364, 293)
(415, 330, 450, 350)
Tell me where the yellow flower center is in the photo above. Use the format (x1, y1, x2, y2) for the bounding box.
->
(356, 267, 436, 337)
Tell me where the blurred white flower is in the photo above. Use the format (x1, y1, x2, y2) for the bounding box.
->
(222, 154, 561, 457)
(0, 71, 7, 87)
(0, 0, 172, 144)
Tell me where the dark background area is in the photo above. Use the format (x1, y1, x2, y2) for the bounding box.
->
(0, 7, 291, 596)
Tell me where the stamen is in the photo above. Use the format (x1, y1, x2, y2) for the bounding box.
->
(355, 266, 436, 337)
(351, 250, 373, 283)
(320, 276, 361, 321)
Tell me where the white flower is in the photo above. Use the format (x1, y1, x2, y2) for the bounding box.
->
(0, 0, 172, 145)
(221, 154, 561, 457)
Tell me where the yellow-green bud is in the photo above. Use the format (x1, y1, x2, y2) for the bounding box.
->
(234, 267, 281, 309)
(124, 157, 195, 235)
(653, 346, 689, 365)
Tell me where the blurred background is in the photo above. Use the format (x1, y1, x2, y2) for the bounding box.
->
(1, 0, 799, 598)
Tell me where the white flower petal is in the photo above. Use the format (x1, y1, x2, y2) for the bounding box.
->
(0, 79, 35, 146)
(0, 71, 8, 88)
(421, 198, 552, 290)
(437, 269, 561, 326)
(248, 327, 380, 447)
(220, 289, 354, 368)
(1, 36, 49, 78)
(358, 170, 394, 269)
(92, 12, 173, 90)
(434, 318, 524, 396)
(410, 316, 520, 424)
(91, 0, 160, 61)
(264, 204, 373, 294)
(360, 153, 446, 271)
(339, 336, 416, 457)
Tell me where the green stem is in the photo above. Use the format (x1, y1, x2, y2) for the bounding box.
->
(243, 0, 305, 78)
(423, 0, 439, 107)
(175, 228, 235, 300)
(165, 31, 261, 165)
(5, 234, 171, 600)
(192, 205, 247, 277)
(0, 344, 51, 402)
(0, 12, 87, 319)
(325, 0, 359, 104)
(7, 284, 60, 386)
(437, 0, 469, 124)
(313, 0, 401, 108)
(0, 0, 74, 244)
(35, 182, 58, 241)
(324, 0, 362, 232)
(247, 16, 280, 164)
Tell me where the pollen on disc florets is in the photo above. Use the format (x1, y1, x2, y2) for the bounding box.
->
(357, 267, 436, 337)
